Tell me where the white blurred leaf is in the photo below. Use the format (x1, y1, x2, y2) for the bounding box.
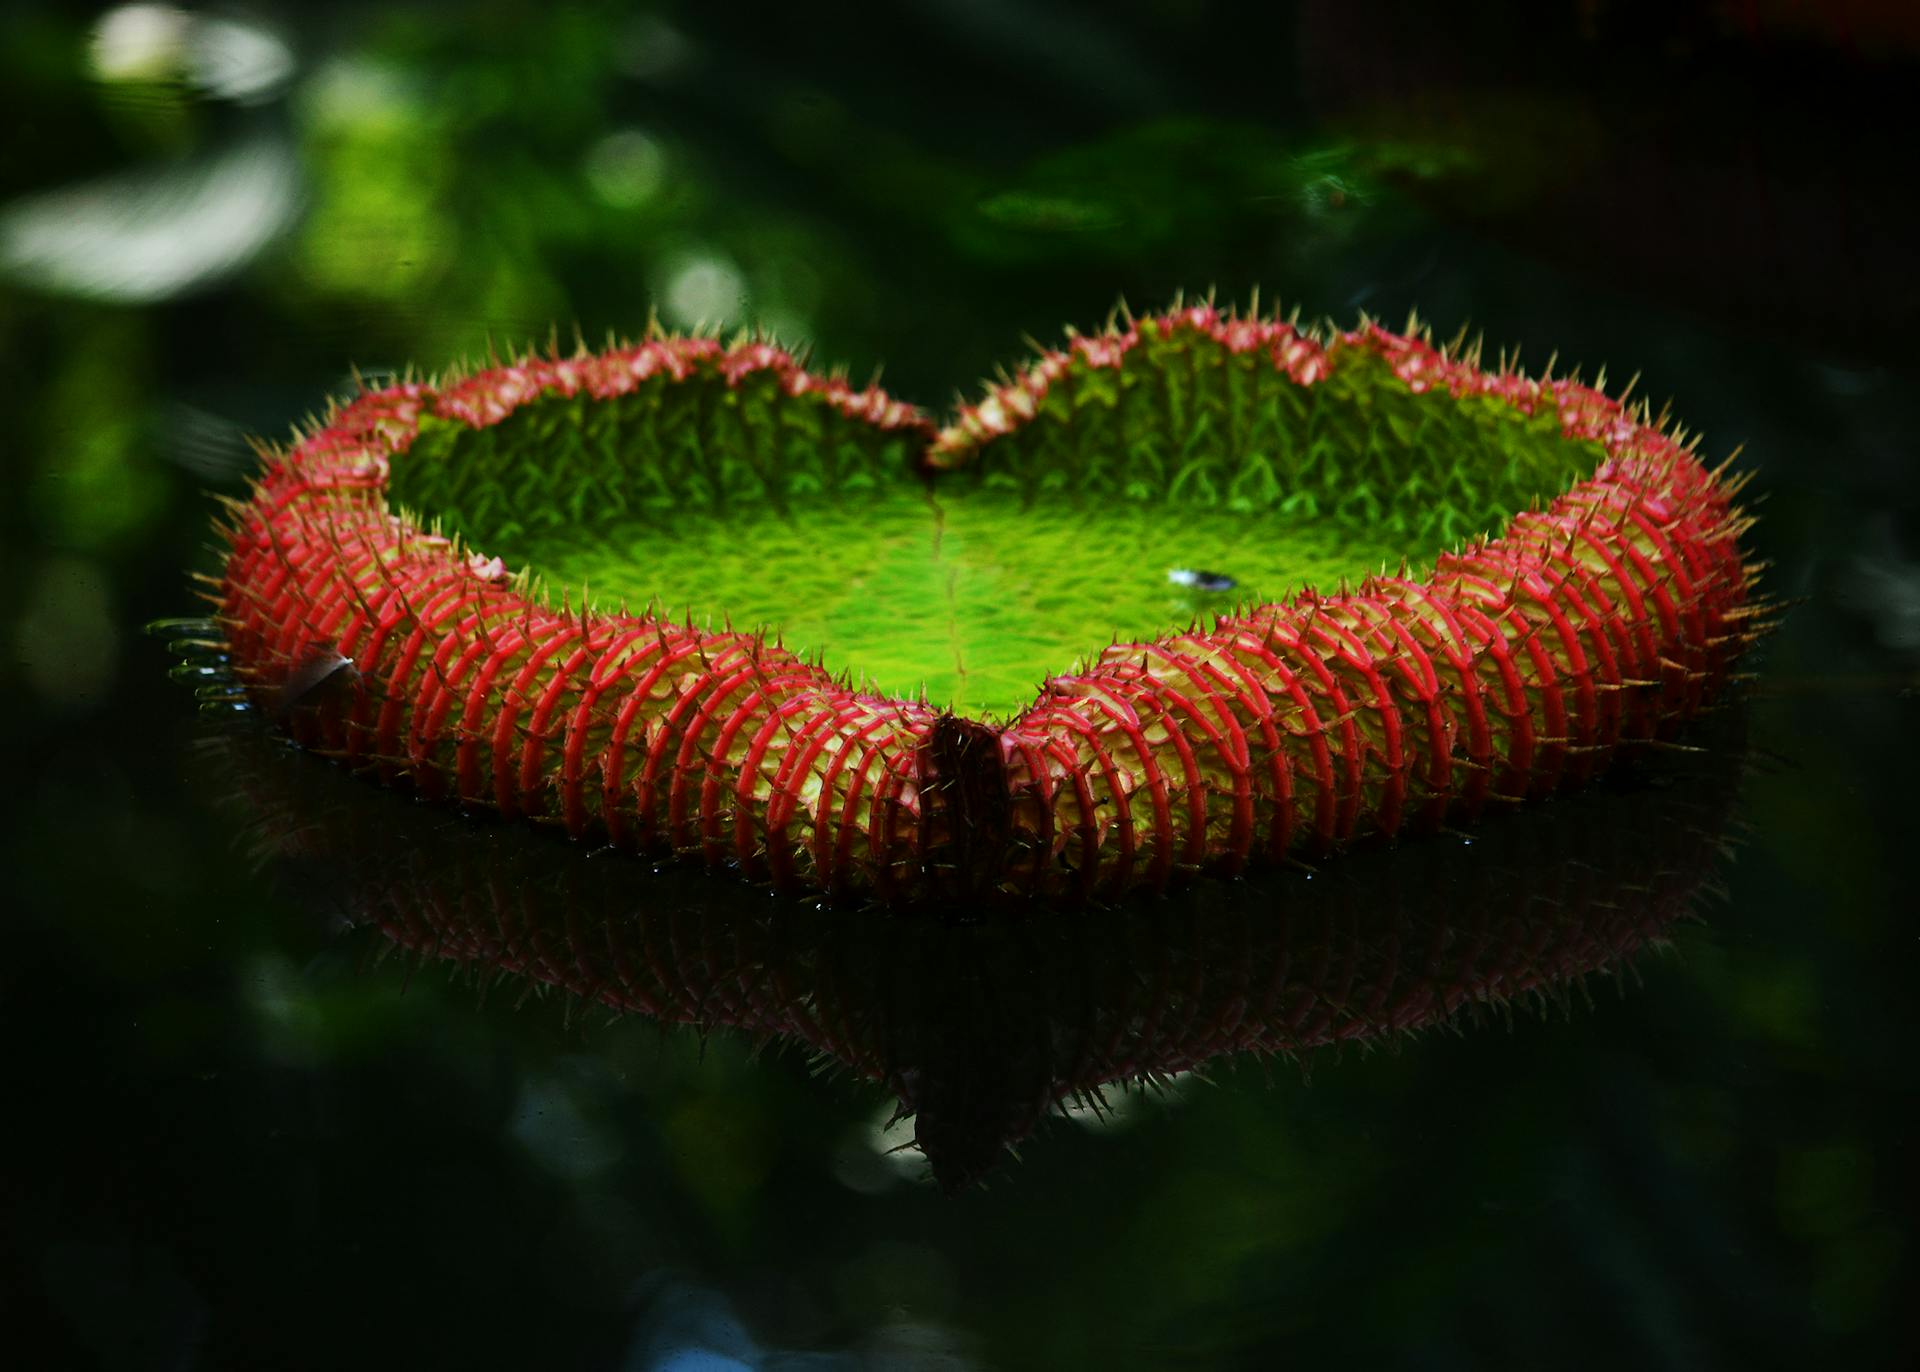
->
(0, 138, 299, 303)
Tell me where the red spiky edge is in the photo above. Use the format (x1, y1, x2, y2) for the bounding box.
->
(211, 312, 1764, 907)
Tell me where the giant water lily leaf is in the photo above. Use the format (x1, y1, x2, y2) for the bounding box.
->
(207, 303, 1763, 906)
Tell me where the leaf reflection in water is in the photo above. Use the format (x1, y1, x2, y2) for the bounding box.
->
(202, 707, 1748, 1193)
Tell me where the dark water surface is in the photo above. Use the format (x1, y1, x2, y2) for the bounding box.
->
(5, 5, 1916, 1368)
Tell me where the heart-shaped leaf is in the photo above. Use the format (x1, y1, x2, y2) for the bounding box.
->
(211, 303, 1764, 906)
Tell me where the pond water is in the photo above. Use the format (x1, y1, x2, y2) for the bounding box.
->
(5, 6, 1916, 1370)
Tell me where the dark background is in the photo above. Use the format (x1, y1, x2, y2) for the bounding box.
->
(3, 2, 1916, 1367)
